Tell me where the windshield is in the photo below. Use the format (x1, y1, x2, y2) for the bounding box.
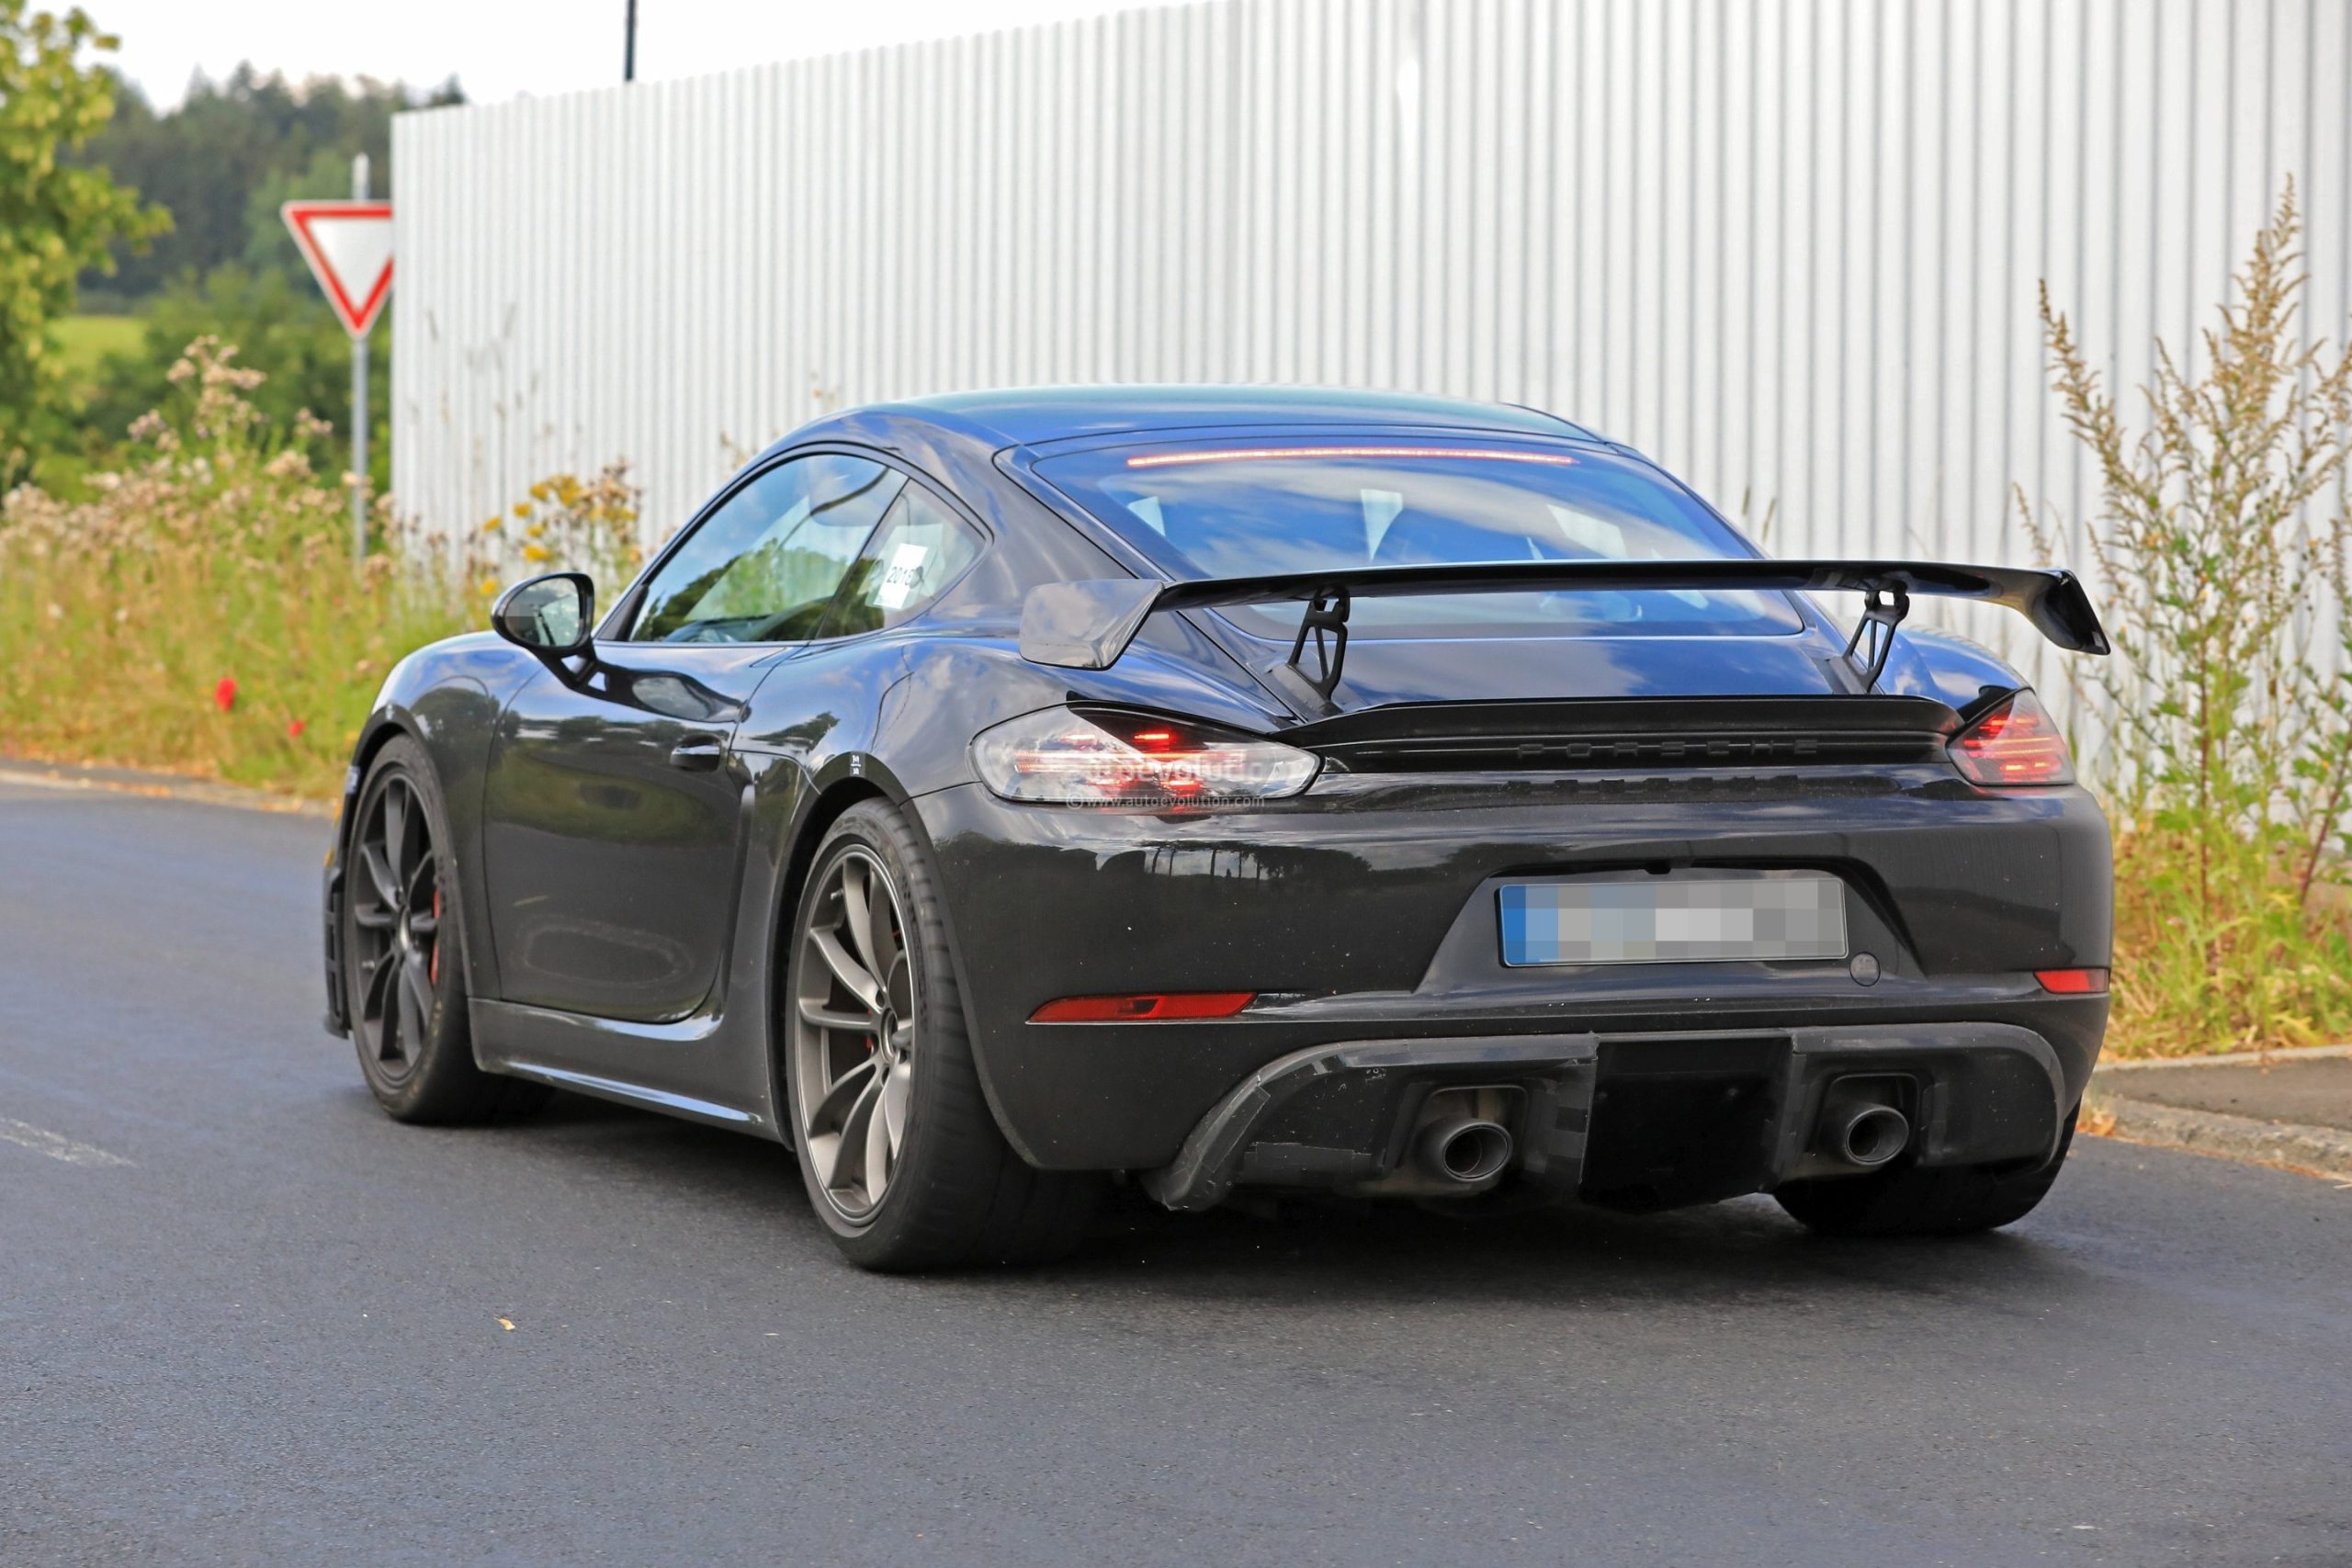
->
(1033, 439, 1802, 638)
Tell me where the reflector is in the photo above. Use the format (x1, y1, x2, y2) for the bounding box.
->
(2034, 968, 2110, 994)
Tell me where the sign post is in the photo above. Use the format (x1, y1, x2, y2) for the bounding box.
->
(348, 154, 370, 564)
(282, 164, 394, 564)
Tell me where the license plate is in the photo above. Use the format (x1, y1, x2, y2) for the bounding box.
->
(1498, 873, 1849, 966)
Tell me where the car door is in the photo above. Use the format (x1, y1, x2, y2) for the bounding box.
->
(480, 452, 906, 1021)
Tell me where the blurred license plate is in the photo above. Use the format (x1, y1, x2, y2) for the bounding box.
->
(1498, 874, 1849, 966)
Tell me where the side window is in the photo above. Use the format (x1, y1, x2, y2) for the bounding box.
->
(821, 483, 986, 637)
(631, 454, 904, 643)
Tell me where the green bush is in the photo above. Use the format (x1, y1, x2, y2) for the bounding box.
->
(70, 263, 389, 491)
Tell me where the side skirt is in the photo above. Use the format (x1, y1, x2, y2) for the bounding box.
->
(469, 997, 784, 1140)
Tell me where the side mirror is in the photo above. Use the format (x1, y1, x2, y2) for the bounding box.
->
(492, 572, 595, 657)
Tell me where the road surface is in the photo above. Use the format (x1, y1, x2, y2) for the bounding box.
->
(2, 776, 2346, 1565)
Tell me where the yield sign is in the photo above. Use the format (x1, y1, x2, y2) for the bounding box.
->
(281, 200, 394, 337)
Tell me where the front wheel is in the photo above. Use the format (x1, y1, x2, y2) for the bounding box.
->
(784, 799, 1100, 1270)
(342, 736, 548, 1124)
(1772, 1105, 2078, 1237)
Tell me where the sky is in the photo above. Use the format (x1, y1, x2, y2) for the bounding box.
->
(92, 0, 1156, 107)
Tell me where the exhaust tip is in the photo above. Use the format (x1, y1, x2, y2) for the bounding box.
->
(1838, 1105, 1911, 1168)
(1421, 1118, 1513, 1184)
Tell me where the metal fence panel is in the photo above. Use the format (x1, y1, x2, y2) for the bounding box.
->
(392, 0, 2350, 733)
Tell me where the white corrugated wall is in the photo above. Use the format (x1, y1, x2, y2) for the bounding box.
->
(390, 0, 2351, 716)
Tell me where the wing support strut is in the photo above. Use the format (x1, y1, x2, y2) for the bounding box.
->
(1286, 587, 1352, 701)
(1841, 581, 1911, 692)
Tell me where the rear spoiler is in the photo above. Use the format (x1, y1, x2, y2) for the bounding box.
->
(1018, 558, 2109, 698)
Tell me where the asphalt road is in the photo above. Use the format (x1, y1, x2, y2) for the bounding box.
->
(3, 777, 2346, 1567)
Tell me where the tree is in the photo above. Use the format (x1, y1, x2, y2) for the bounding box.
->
(73, 63, 461, 309)
(0, 1, 166, 479)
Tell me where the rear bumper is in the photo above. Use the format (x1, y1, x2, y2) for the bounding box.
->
(1139, 1022, 2073, 1212)
(914, 769, 2110, 1172)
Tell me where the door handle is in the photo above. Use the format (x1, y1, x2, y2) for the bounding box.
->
(668, 735, 727, 772)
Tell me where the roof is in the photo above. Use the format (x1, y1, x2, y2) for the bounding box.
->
(857, 384, 1600, 448)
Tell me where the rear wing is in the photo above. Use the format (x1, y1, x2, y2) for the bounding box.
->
(1018, 558, 2109, 698)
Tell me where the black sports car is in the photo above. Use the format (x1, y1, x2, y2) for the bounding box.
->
(326, 387, 2112, 1269)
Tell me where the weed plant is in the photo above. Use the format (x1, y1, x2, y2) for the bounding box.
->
(2026, 183, 2352, 1054)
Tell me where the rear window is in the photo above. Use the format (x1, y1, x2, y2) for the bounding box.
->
(1033, 439, 1802, 639)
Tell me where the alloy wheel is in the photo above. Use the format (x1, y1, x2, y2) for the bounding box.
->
(792, 847, 916, 1222)
(349, 773, 443, 1077)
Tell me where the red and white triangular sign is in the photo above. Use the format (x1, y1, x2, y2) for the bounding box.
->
(281, 200, 394, 337)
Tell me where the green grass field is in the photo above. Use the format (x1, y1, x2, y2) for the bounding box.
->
(53, 314, 143, 379)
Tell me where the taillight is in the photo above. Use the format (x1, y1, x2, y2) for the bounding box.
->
(1950, 690, 2074, 786)
(972, 707, 1319, 808)
(2035, 967, 2109, 995)
(1030, 992, 1257, 1022)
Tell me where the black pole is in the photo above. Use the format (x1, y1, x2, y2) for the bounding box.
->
(623, 0, 638, 81)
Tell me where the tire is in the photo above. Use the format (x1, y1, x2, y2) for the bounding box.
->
(784, 799, 1101, 1270)
(1772, 1103, 2078, 1237)
(341, 736, 549, 1125)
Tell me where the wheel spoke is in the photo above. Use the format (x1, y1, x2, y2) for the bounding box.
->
(396, 953, 432, 1059)
(363, 953, 399, 1055)
(402, 950, 435, 1016)
(358, 842, 399, 909)
(879, 1058, 911, 1154)
(808, 1055, 878, 1131)
(403, 853, 437, 913)
(797, 997, 874, 1032)
(352, 903, 395, 931)
(865, 886, 899, 998)
(406, 907, 438, 938)
(809, 929, 881, 1012)
(383, 781, 413, 884)
(828, 1073, 884, 1193)
(863, 1089, 892, 1197)
(839, 860, 879, 980)
(884, 954, 912, 1021)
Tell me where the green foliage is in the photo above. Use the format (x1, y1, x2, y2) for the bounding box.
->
(46, 63, 459, 486)
(2026, 180, 2352, 1055)
(74, 263, 388, 489)
(0, 1, 167, 479)
(73, 62, 458, 308)
(51, 309, 136, 372)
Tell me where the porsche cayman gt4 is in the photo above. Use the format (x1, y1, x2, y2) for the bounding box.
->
(325, 388, 2111, 1269)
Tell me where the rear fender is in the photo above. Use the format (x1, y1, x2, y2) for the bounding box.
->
(1879, 626, 2030, 714)
(877, 622, 1291, 799)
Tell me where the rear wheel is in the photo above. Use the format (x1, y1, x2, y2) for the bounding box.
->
(342, 737, 548, 1124)
(1772, 1105, 2078, 1236)
(785, 799, 1100, 1269)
